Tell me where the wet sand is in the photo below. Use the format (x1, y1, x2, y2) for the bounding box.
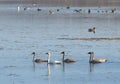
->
(58, 37, 120, 40)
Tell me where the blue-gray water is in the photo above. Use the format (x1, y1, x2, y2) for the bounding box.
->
(0, 5, 120, 84)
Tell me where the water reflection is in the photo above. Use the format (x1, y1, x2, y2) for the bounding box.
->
(62, 62, 65, 72)
(47, 64, 51, 76)
(89, 63, 94, 72)
(47, 63, 65, 76)
(33, 62, 36, 72)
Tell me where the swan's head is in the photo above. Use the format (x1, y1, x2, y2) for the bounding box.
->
(88, 52, 94, 54)
(32, 52, 35, 55)
(61, 51, 65, 55)
(45, 51, 51, 56)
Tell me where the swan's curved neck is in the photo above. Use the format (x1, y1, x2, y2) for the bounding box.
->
(62, 53, 65, 62)
(47, 53, 51, 64)
(89, 53, 94, 63)
(33, 54, 36, 61)
(47, 64, 51, 75)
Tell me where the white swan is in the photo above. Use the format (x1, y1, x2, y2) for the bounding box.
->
(45, 51, 61, 64)
(17, 6, 20, 12)
(88, 52, 107, 63)
(32, 52, 48, 63)
(61, 51, 76, 63)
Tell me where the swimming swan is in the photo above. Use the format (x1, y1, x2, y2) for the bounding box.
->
(32, 52, 48, 63)
(88, 52, 107, 63)
(45, 51, 62, 64)
(61, 51, 76, 63)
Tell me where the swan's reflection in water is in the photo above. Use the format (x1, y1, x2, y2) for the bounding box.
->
(89, 63, 95, 72)
(47, 64, 51, 76)
(33, 62, 36, 72)
(32, 61, 66, 81)
(47, 63, 64, 76)
(62, 62, 65, 72)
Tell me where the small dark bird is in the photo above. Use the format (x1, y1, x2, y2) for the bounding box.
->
(61, 51, 76, 63)
(88, 27, 96, 33)
(32, 52, 47, 63)
(88, 52, 107, 64)
(74, 9, 79, 13)
(57, 9, 60, 12)
(66, 6, 70, 9)
(37, 8, 42, 11)
(88, 9, 91, 14)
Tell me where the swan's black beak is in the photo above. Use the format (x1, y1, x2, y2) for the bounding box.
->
(88, 52, 94, 54)
(61, 51, 65, 54)
(45, 52, 48, 54)
(32, 52, 35, 54)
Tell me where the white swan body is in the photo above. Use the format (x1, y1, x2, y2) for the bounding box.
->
(32, 52, 48, 63)
(46, 51, 61, 64)
(88, 52, 107, 63)
(61, 51, 76, 63)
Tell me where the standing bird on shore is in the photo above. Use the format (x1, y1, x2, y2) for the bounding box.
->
(45, 51, 61, 64)
(37, 8, 42, 11)
(61, 51, 76, 63)
(88, 27, 96, 33)
(49, 10, 54, 15)
(88, 52, 107, 64)
(88, 9, 91, 14)
(32, 52, 48, 63)
(111, 8, 116, 13)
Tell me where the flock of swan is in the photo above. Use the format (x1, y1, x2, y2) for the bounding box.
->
(32, 51, 107, 64)
(32, 51, 76, 64)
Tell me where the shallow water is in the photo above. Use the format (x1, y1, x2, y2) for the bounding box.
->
(0, 5, 120, 84)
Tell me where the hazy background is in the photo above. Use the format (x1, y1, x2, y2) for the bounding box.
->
(0, 0, 120, 6)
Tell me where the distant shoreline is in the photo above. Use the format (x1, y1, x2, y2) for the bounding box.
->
(0, 1, 120, 7)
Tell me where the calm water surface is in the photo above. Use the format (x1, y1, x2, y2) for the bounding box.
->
(0, 5, 120, 84)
